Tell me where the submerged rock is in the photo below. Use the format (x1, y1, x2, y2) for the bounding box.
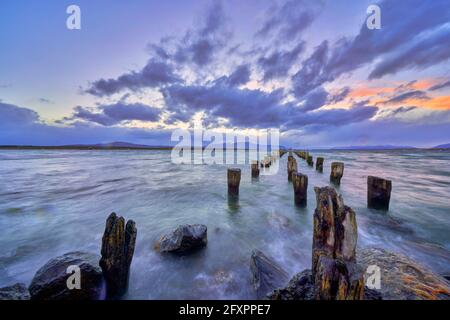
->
(358, 248, 450, 300)
(250, 250, 289, 299)
(268, 269, 314, 300)
(29, 252, 104, 300)
(100, 212, 137, 299)
(157, 224, 207, 253)
(0, 283, 30, 300)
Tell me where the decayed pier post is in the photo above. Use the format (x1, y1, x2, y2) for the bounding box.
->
(367, 176, 392, 210)
(228, 168, 241, 196)
(251, 161, 260, 178)
(287, 158, 298, 181)
(100, 213, 137, 298)
(312, 187, 364, 300)
(292, 173, 308, 207)
(307, 155, 314, 167)
(316, 157, 324, 173)
(330, 162, 344, 185)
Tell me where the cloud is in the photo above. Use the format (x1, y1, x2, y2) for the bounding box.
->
(0, 102, 171, 146)
(382, 90, 430, 105)
(291, 0, 450, 96)
(85, 59, 180, 97)
(0, 102, 40, 127)
(429, 79, 450, 91)
(257, 42, 305, 81)
(369, 24, 450, 79)
(64, 102, 161, 126)
(213, 64, 251, 87)
(327, 87, 351, 104)
(257, 0, 321, 42)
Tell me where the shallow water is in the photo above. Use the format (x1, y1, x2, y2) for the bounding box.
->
(0, 149, 449, 299)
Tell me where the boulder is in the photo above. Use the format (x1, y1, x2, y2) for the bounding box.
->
(0, 283, 30, 300)
(250, 250, 289, 299)
(100, 212, 137, 299)
(358, 248, 450, 300)
(268, 269, 314, 300)
(29, 251, 104, 300)
(157, 224, 207, 253)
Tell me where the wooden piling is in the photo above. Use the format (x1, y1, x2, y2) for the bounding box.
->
(316, 157, 324, 173)
(330, 162, 344, 185)
(367, 176, 392, 210)
(228, 168, 241, 196)
(251, 161, 260, 178)
(292, 173, 308, 207)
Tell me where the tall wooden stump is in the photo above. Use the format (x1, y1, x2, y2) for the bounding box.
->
(287, 158, 298, 182)
(292, 173, 308, 207)
(228, 168, 241, 196)
(251, 161, 260, 178)
(316, 157, 324, 173)
(367, 176, 392, 210)
(330, 162, 344, 185)
(100, 212, 137, 299)
(312, 187, 364, 300)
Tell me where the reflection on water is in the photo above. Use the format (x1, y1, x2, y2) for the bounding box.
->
(0, 149, 449, 299)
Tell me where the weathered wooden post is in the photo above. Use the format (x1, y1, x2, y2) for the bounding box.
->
(307, 155, 314, 167)
(287, 158, 298, 181)
(367, 176, 392, 210)
(251, 161, 260, 178)
(228, 168, 241, 196)
(100, 212, 137, 298)
(316, 157, 324, 173)
(292, 173, 308, 207)
(312, 187, 364, 300)
(330, 162, 344, 185)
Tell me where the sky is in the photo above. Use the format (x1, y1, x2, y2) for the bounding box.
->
(0, 0, 450, 148)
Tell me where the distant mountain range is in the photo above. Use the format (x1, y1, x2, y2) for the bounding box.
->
(1, 141, 449, 150)
(329, 145, 416, 150)
(433, 143, 450, 149)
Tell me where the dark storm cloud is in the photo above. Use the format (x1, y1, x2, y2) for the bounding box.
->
(0, 102, 40, 126)
(369, 25, 450, 79)
(257, 42, 305, 81)
(429, 79, 450, 91)
(257, 0, 321, 42)
(327, 87, 351, 104)
(382, 90, 430, 105)
(85, 60, 180, 97)
(291, 41, 329, 98)
(291, 0, 450, 96)
(163, 82, 377, 129)
(65, 102, 161, 126)
(213, 64, 251, 87)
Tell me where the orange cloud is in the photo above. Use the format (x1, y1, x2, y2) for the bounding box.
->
(419, 96, 450, 110)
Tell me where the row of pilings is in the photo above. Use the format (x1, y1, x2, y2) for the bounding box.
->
(228, 149, 392, 210)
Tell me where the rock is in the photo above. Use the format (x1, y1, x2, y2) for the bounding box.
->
(251, 161, 260, 178)
(364, 286, 383, 300)
(358, 247, 450, 300)
(316, 157, 324, 173)
(29, 252, 104, 300)
(157, 224, 207, 253)
(292, 173, 308, 207)
(0, 283, 30, 300)
(268, 269, 314, 300)
(367, 176, 392, 210)
(330, 162, 344, 185)
(312, 186, 363, 300)
(267, 212, 291, 229)
(250, 250, 289, 299)
(100, 212, 137, 298)
(227, 168, 241, 196)
(287, 158, 297, 182)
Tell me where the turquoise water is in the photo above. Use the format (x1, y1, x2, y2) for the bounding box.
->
(0, 149, 449, 299)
